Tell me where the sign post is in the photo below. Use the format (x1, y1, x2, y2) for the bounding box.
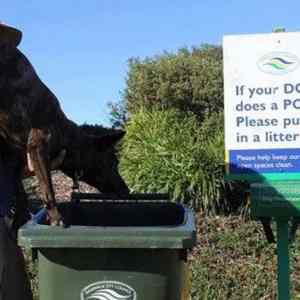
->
(223, 31, 300, 300)
(277, 217, 290, 300)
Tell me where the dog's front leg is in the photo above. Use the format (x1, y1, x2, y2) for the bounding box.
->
(27, 128, 63, 225)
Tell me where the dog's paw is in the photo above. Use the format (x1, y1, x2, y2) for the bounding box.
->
(47, 207, 65, 227)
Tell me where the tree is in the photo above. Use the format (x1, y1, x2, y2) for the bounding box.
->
(123, 45, 223, 121)
(107, 101, 127, 129)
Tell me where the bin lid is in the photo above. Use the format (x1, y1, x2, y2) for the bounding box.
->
(18, 201, 197, 249)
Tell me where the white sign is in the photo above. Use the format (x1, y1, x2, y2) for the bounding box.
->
(223, 32, 300, 179)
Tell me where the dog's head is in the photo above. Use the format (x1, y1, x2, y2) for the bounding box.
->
(79, 129, 130, 196)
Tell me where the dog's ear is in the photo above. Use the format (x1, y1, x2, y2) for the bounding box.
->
(90, 130, 126, 152)
(0, 23, 22, 48)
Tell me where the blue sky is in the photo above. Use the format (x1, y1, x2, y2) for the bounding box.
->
(3, 1, 300, 126)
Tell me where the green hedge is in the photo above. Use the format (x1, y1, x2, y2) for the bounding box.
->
(120, 108, 225, 212)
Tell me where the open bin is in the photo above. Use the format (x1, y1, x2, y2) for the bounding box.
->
(18, 194, 196, 300)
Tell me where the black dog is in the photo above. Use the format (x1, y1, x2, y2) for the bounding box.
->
(0, 24, 129, 225)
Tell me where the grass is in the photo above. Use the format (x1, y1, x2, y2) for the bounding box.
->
(190, 215, 277, 299)
(190, 214, 300, 300)
(24, 213, 300, 300)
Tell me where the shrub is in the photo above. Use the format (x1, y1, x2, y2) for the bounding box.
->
(120, 108, 225, 212)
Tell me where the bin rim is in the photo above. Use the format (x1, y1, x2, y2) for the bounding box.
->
(18, 203, 197, 249)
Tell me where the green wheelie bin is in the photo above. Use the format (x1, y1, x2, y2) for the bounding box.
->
(18, 194, 196, 300)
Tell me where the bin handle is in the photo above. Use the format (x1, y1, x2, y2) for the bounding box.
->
(71, 192, 170, 202)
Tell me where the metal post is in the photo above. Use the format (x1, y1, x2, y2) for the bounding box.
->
(276, 218, 290, 300)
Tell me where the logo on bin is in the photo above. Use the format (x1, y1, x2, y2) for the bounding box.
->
(81, 280, 137, 300)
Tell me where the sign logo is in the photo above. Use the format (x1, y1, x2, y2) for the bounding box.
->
(257, 52, 299, 75)
(81, 281, 137, 300)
